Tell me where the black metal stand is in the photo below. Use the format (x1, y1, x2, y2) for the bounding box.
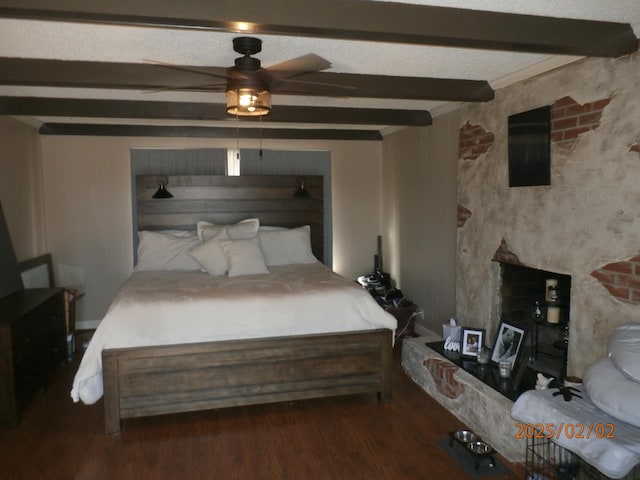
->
(449, 431, 496, 470)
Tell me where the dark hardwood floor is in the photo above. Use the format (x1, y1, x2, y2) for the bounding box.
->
(0, 339, 524, 480)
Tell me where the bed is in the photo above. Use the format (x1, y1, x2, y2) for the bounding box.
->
(71, 175, 396, 434)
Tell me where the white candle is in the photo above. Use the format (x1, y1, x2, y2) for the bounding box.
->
(547, 306, 560, 324)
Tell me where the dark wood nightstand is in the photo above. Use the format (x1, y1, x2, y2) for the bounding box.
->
(0, 288, 66, 427)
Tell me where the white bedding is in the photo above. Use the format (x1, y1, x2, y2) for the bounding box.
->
(512, 388, 640, 479)
(71, 263, 397, 405)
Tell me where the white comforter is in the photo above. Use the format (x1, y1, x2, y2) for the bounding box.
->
(71, 263, 397, 405)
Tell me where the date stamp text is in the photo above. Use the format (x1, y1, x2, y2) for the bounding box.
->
(515, 423, 615, 440)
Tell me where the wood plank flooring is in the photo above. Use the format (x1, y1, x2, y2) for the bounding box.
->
(0, 340, 524, 479)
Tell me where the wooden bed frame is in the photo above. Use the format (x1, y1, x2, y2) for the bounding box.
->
(103, 329, 392, 434)
(101, 174, 393, 434)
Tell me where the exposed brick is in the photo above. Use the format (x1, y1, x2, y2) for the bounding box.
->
(592, 98, 612, 110)
(492, 238, 523, 266)
(553, 96, 576, 107)
(630, 144, 640, 154)
(458, 204, 472, 228)
(601, 261, 633, 274)
(550, 131, 564, 143)
(550, 95, 611, 150)
(423, 358, 464, 399)
(592, 255, 640, 305)
(553, 117, 577, 130)
(459, 121, 494, 161)
(617, 274, 640, 290)
(579, 112, 603, 126)
(590, 270, 616, 284)
(603, 284, 631, 301)
(563, 127, 592, 140)
(567, 103, 589, 116)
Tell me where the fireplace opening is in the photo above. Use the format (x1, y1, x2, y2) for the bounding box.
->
(497, 262, 571, 381)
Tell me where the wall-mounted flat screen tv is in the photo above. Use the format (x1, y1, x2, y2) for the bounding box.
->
(508, 105, 551, 187)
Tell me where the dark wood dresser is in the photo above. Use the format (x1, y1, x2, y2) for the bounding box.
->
(0, 288, 66, 427)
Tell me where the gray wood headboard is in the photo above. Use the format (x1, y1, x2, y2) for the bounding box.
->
(135, 175, 325, 264)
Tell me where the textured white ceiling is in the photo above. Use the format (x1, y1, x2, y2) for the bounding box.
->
(0, 0, 639, 130)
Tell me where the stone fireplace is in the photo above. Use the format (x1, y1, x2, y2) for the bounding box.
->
(496, 261, 571, 381)
(456, 53, 640, 378)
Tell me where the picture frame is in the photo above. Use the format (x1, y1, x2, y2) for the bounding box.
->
(461, 327, 485, 358)
(490, 322, 526, 368)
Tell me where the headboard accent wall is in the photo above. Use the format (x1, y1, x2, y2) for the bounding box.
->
(135, 175, 325, 264)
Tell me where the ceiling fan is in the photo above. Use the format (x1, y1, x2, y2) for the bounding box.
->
(147, 36, 349, 116)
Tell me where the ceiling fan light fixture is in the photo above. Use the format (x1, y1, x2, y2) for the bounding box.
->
(226, 88, 271, 116)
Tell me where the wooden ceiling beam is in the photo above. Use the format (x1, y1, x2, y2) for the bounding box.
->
(38, 123, 383, 141)
(0, 58, 493, 102)
(0, 0, 636, 57)
(0, 96, 432, 126)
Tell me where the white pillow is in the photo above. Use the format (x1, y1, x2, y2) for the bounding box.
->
(197, 218, 259, 242)
(196, 221, 226, 242)
(584, 357, 640, 428)
(188, 233, 228, 276)
(258, 225, 287, 232)
(219, 237, 269, 277)
(258, 225, 318, 266)
(135, 230, 201, 271)
(608, 323, 640, 383)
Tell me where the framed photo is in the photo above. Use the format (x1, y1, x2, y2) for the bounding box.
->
(461, 327, 485, 358)
(490, 322, 526, 368)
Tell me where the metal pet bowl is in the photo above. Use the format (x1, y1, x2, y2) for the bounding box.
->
(452, 430, 478, 443)
(467, 440, 494, 455)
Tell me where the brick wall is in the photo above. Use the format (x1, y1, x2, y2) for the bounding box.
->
(459, 95, 611, 160)
(591, 257, 640, 304)
(551, 96, 611, 150)
(423, 358, 464, 399)
(630, 143, 640, 153)
(459, 121, 494, 160)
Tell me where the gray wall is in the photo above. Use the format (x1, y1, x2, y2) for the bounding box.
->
(381, 110, 460, 332)
(131, 148, 332, 266)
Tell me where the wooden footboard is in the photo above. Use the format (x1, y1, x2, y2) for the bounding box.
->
(102, 329, 393, 434)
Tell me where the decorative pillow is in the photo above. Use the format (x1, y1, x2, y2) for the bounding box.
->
(258, 225, 318, 266)
(219, 237, 269, 277)
(197, 218, 259, 242)
(258, 225, 287, 232)
(608, 323, 640, 383)
(188, 232, 228, 276)
(583, 357, 640, 428)
(135, 230, 201, 271)
(196, 221, 226, 242)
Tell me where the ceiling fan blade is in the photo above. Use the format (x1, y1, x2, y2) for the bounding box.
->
(279, 78, 356, 91)
(277, 78, 357, 98)
(142, 83, 227, 94)
(266, 53, 332, 79)
(143, 59, 246, 80)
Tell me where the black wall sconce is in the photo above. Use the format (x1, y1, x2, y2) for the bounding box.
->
(152, 175, 173, 199)
(293, 177, 310, 198)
